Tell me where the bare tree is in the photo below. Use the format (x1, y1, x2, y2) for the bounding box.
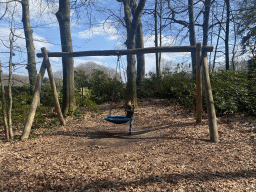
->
(188, 0, 196, 76)
(21, 0, 37, 88)
(135, 11, 146, 87)
(225, 0, 230, 71)
(167, 0, 198, 76)
(8, 30, 14, 139)
(0, 60, 9, 141)
(236, 0, 256, 52)
(155, 0, 160, 76)
(56, 0, 76, 115)
(212, 3, 225, 72)
(117, 0, 147, 105)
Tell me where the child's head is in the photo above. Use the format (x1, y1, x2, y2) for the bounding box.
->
(126, 100, 132, 106)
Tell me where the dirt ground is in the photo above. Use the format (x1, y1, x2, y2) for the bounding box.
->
(0, 98, 255, 191)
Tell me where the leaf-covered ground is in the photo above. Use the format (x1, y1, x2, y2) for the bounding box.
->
(0, 99, 255, 191)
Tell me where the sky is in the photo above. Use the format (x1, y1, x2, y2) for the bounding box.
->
(0, 0, 249, 79)
(0, 0, 194, 80)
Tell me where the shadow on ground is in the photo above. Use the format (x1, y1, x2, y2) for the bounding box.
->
(49, 121, 209, 143)
(1, 169, 255, 191)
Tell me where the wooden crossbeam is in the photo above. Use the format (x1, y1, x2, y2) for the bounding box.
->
(37, 45, 213, 58)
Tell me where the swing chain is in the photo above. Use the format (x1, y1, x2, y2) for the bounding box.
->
(109, 54, 121, 116)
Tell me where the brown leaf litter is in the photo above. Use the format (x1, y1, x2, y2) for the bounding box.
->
(0, 98, 255, 191)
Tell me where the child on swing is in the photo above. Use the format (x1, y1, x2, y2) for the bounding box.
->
(125, 100, 134, 135)
(125, 100, 134, 118)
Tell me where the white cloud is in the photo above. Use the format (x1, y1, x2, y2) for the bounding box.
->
(0, 28, 53, 52)
(77, 21, 120, 40)
(73, 58, 103, 67)
(144, 34, 176, 47)
(0, 0, 58, 27)
(48, 57, 60, 64)
(87, 56, 105, 60)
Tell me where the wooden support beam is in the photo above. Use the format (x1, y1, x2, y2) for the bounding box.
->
(41, 48, 66, 126)
(196, 42, 203, 124)
(202, 52, 219, 143)
(37, 46, 213, 58)
(21, 55, 47, 140)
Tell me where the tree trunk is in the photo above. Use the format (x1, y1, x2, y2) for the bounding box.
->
(130, 0, 145, 87)
(202, 0, 219, 143)
(213, 5, 225, 73)
(188, 0, 196, 76)
(159, 0, 162, 65)
(120, 0, 146, 106)
(126, 39, 137, 105)
(21, 0, 37, 88)
(196, 42, 202, 123)
(8, 35, 14, 139)
(21, 58, 47, 140)
(225, 0, 230, 71)
(136, 20, 145, 87)
(231, 15, 237, 70)
(0, 61, 9, 141)
(155, 0, 160, 77)
(56, 0, 76, 116)
(41, 48, 66, 126)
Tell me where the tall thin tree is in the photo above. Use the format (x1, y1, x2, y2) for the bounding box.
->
(155, 0, 160, 77)
(188, 0, 196, 76)
(56, 0, 76, 115)
(117, 0, 147, 105)
(225, 0, 230, 71)
(8, 30, 14, 139)
(0, 60, 9, 141)
(21, 0, 37, 88)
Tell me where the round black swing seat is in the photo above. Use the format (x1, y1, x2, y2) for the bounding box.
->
(104, 116, 131, 124)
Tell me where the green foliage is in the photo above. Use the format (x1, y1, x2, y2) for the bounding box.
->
(32, 106, 48, 128)
(138, 72, 162, 98)
(40, 86, 55, 107)
(87, 69, 123, 104)
(211, 69, 256, 116)
(140, 72, 196, 108)
(41, 77, 63, 107)
(74, 69, 123, 104)
(75, 87, 101, 114)
(11, 91, 32, 126)
(0, 86, 55, 133)
(29, 130, 40, 139)
(74, 70, 89, 89)
(140, 69, 256, 116)
(159, 72, 196, 108)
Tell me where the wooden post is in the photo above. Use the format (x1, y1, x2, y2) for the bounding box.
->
(21, 57, 47, 140)
(202, 52, 219, 142)
(196, 42, 202, 123)
(41, 48, 66, 125)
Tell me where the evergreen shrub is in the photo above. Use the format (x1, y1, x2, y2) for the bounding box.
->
(140, 69, 256, 116)
(87, 70, 123, 104)
(211, 70, 256, 116)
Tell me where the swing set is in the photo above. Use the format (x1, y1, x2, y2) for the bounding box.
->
(104, 55, 134, 134)
(22, 43, 218, 142)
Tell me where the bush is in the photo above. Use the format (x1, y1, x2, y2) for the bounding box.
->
(211, 70, 256, 116)
(139, 69, 256, 116)
(75, 87, 101, 114)
(40, 85, 55, 107)
(86, 70, 123, 104)
(138, 72, 161, 98)
(139, 72, 196, 108)
(159, 72, 196, 108)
